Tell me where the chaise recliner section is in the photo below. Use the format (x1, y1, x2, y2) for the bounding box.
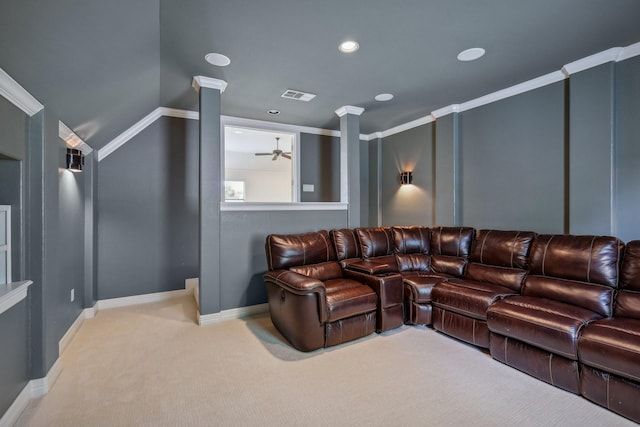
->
(432, 229, 535, 348)
(578, 239, 640, 421)
(487, 234, 623, 393)
(262, 227, 640, 424)
(263, 230, 377, 352)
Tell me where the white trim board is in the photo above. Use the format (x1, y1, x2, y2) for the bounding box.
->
(0, 280, 32, 316)
(59, 121, 93, 154)
(0, 66, 44, 117)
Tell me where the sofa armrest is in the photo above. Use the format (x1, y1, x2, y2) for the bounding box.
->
(343, 269, 403, 308)
(346, 259, 395, 275)
(264, 270, 328, 323)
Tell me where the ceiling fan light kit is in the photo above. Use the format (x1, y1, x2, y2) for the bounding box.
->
(254, 137, 292, 161)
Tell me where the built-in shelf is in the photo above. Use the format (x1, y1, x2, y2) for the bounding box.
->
(0, 280, 33, 316)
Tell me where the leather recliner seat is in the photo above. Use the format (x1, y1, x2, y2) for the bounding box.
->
(263, 230, 377, 352)
(487, 234, 624, 393)
(578, 239, 640, 421)
(431, 230, 536, 348)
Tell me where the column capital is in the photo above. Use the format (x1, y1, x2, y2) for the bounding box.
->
(335, 105, 364, 117)
(192, 76, 228, 93)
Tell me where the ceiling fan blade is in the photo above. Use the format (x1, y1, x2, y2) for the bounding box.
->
(282, 153, 292, 160)
(255, 152, 273, 156)
(272, 153, 278, 161)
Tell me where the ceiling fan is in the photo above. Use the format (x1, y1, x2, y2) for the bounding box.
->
(255, 137, 291, 160)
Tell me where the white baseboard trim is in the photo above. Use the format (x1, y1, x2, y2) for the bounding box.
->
(198, 303, 269, 327)
(96, 288, 193, 311)
(59, 308, 94, 355)
(0, 382, 31, 427)
(0, 356, 63, 427)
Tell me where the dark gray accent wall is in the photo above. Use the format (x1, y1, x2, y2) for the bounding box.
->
(434, 114, 459, 226)
(219, 210, 347, 310)
(359, 140, 369, 226)
(58, 154, 85, 330)
(615, 56, 640, 243)
(299, 133, 340, 202)
(569, 64, 615, 235)
(97, 116, 199, 299)
(381, 124, 433, 226)
(0, 298, 29, 416)
(367, 138, 381, 226)
(0, 96, 26, 160)
(459, 83, 565, 233)
(0, 160, 23, 281)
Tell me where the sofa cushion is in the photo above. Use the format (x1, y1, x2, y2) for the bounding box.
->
(396, 253, 430, 272)
(523, 275, 614, 317)
(470, 230, 535, 269)
(432, 279, 517, 320)
(392, 226, 430, 254)
(579, 317, 640, 383)
(487, 296, 602, 360)
(431, 255, 466, 277)
(266, 230, 335, 270)
(529, 234, 623, 288)
(324, 278, 378, 322)
(290, 261, 343, 282)
(430, 226, 475, 257)
(330, 228, 361, 261)
(356, 227, 394, 258)
(615, 290, 640, 319)
(465, 263, 528, 292)
(621, 240, 640, 292)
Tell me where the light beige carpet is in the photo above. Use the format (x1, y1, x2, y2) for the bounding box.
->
(15, 296, 635, 427)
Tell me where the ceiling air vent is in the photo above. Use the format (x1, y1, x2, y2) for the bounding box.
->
(281, 89, 316, 102)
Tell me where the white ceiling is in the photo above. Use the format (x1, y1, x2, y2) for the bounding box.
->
(224, 126, 294, 154)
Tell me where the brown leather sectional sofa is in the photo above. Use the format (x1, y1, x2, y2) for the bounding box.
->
(263, 226, 640, 423)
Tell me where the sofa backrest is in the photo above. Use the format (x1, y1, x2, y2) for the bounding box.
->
(430, 226, 475, 257)
(465, 230, 535, 291)
(523, 234, 624, 317)
(356, 227, 398, 271)
(265, 230, 337, 271)
(392, 226, 430, 254)
(615, 239, 640, 319)
(330, 228, 362, 261)
(429, 226, 475, 277)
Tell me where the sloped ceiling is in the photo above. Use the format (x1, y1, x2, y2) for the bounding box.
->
(2, 0, 640, 150)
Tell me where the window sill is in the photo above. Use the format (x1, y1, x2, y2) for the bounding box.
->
(221, 202, 348, 212)
(0, 280, 33, 316)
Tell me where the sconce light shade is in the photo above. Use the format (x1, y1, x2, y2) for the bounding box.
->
(66, 148, 84, 172)
(400, 171, 413, 185)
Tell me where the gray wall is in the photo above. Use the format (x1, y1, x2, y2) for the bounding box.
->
(0, 99, 29, 417)
(220, 210, 347, 310)
(381, 124, 433, 226)
(379, 57, 640, 242)
(299, 133, 340, 202)
(615, 56, 640, 243)
(97, 116, 199, 299)
(459, 82, 565, 233)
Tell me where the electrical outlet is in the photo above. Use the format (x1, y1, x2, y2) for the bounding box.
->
(70, 289, 75, 302)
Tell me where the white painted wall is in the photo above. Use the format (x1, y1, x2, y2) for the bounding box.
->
(225, 151, 291, 202)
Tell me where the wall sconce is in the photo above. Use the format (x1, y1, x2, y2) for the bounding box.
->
(400, 171, 413, 185)
(66, 148, 84, 172)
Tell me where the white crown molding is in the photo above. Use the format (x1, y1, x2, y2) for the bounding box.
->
(617, 41, 640, 62)
(0, 67, 44, 117)
(192, 76, 228, 93)
(0, 280, 32, 316)
(97, 107, 164, 161)
(162, 107, 200, 120)
(381, 115, 435, 139)
(460, 71, 566, 114)
(431, 104, 460, 119)
(59, 121, 93, 154)
(562, 47, 622, 76)
(335, 105, 365, 117)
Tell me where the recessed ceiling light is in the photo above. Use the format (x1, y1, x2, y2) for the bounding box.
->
(457, 48, 485, 62)
(205, 52, 231, 66)
(267, 109, 280, 115)
(339, 40, 359, 53)
(375, 93, 394, 102)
